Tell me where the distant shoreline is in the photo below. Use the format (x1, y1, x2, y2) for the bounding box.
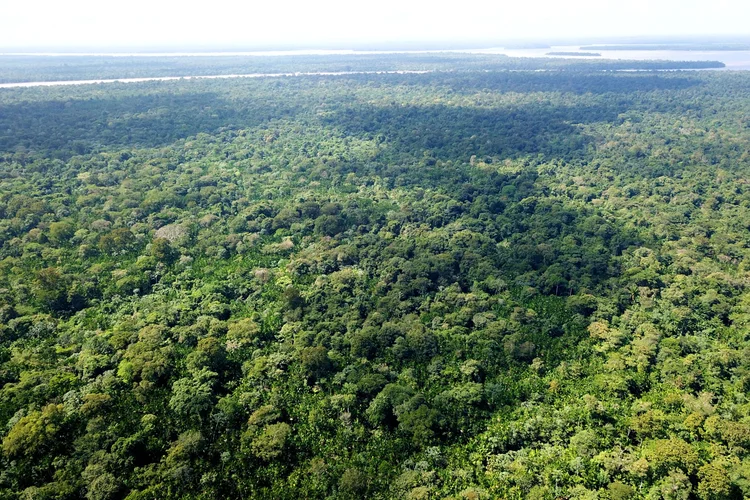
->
(0, 70, 432, 89)
(0, 65, 730, 89)
(581, 44, 750, 51)
(546, 52, 601, 57)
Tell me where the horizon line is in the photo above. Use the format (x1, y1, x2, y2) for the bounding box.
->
(3, 34, 750, 54)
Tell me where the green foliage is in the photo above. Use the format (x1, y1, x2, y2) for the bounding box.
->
(249, 422, 292, 461)
(48, 221, 75, 245)
(2, 404, 64, 457)
(149, 238, 178, 265)
(338, 468, 369, 499)
(2, 58, 750, 498)
(168, 368, 217, 423)
(98, 228, 136, 254)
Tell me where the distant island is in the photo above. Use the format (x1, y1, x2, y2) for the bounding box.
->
(546, 51, 601, 57)
(581, 44, 750, 51)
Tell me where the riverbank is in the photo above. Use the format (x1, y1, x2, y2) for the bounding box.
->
(0, 70, 430, 89)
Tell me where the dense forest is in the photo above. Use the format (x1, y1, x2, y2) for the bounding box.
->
(1, 56, 750, 499)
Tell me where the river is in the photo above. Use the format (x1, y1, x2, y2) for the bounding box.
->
(492, 45, 750, 70)
(4, 47, 750, 69)
(0, 70, 431, 89)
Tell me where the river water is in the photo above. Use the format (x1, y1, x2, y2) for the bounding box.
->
(0, 70, 431, 89)
(4, 46, 750, 69)
(491, 45, 750, 70)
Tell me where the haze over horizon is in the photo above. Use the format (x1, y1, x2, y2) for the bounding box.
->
(2, 0, 750, 51)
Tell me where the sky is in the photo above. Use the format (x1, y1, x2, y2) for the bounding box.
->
(1, 0, 750, 50)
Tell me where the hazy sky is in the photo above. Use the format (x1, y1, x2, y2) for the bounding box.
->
(1, 0, 749, 49)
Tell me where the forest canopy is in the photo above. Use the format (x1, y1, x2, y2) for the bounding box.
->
(1, 56, 750, 499)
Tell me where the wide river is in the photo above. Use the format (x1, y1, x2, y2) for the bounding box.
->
(4, 46, 750, 68)
(0, 70, 431, 89)
(496, 45, 750, 70)
(1, 45, 748, 89)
